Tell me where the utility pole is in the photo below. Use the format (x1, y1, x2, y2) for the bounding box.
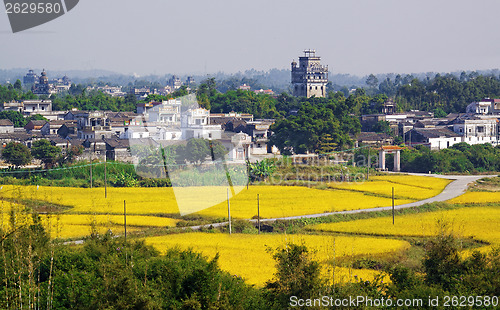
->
(367, 148, 370, 180)
(89, 157, 92, 189)
(124, 200, 127, 240)
(104, 157, 107, 198)
(392, 187, 395, 225)
(340, 150, 345, 182)
(227, 189, 232, 234)
(246, 159, 249, 190)
(257, 194, 260, 234)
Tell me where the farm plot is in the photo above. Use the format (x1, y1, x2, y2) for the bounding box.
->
(144, 233, 410, 285)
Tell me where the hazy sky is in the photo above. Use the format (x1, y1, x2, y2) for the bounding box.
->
(1, 0, 499, 76)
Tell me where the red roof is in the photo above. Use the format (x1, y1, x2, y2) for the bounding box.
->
(380, 145, 404, 151)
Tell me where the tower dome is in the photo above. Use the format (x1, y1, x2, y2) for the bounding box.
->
(39, 70, 48, 84)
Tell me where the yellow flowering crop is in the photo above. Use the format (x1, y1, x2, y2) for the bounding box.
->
(329, 177, 451, 200)
(41, 214, 178, 227)
(0, 184, 414, 219)
(42, 222, 141, 240)
(197, 186, 413, 219)
(0, 200, 34, 232)
(0, 185, 180, 215)
(144, 233, 409, 286)
(448, 191, 500, 205)
(308, 206, 500, 247)
(0, 174, 447, 226)
(370, 175, 451, 189)
(38, 214, 177, 240)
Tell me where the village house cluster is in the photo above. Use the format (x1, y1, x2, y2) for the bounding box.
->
(0, 97, 279, 165)
(2, 62, 500, 168)
(23, 69, 72, 95)
(289, 50, 500, 151)
(22, 69, 200, 99)
(356, 98, 500, 150)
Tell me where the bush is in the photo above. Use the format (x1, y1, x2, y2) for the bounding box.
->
(232, 219, 257, 234)
(138, 178, 171, 187)
(265, 243, 323, 309)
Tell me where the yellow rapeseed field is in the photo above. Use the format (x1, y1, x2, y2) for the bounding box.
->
(0, 191, 178, 239)
(308, 206, 500, 249)
(0, 174, 448, 240)
(144, 233, 409, 285)
(0, 184, 414, 219)
(42, 222, 140, 239)
(370, 175, 451, 189)
(0, 185, 180, 215)
(448, 191, 500, 205)
(39, 214, 178, 239)
(41, 214, 178, 227)
(0, 200, 33, 231)
(328, 177, 451, 200)
(196, 186, 413, 219)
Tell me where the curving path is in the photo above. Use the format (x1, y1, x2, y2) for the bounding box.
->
(189, 173, 498, 230)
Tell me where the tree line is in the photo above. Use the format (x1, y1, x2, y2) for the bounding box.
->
(399, 142, 500, 173)
(365, 72, 500, 113)
(2, 140, 82, 169)
(6, 71, 500, 116)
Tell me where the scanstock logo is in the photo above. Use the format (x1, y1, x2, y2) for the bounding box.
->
(4, 0, 79, 33)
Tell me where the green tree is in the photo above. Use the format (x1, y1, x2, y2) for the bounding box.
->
(31, 139, 62, 168)
(185, 138, 211, 164)
(433, 107, 447, 118)
(0, 111, 27, 127)
(378, 77, 397, 96)
(266, 243, 323, 309)
(316, 133, 337, 154)
(249, 159, 276, 181)
(210, 89, 279, 119)
(143, 94, 170, 102)
(371, 120, 392, 135)
(270, 97, 360, 154)
(26, 114, 49, 123)
(1, 142, 32, 167)
(123, 93, 137, 111)
(423, 233, 462, 291)
(172, 85, 189, 97)
(209, 139, 227, 160)
(13, 79, 22, 90)
(58, 145, 83, 166)
(366, 74, 379, 88)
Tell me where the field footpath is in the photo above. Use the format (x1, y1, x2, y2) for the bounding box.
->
(190, 173, 498, 230)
